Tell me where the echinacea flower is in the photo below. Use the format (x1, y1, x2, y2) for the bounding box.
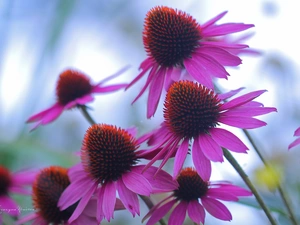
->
(139, 80, 276, 180)
(126, 6, 254, 118)
(58, 124, 178, 223)
(26, 67, 128, 130)
(143, 167, 252, 225)
(17, 166, 107, 225)
(0, 165, 36, 224)
(288, 127, 300, 150)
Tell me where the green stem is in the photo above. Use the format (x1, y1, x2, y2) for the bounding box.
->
(223, 148, 278, 225)
(79, 105, 97, 125)
(79, 104, 167, 225)
(243, 130, 298, 225)
(139, 195, 167, 225)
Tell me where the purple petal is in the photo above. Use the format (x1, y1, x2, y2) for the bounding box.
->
(126, 57, 154, 90)
(68, 183, 98, 223)
(131, 63, 159, 104)
(147, 67, 166, 118)
(209, 184, 252, 197)
(122, 171, 152, 196)
(187, 200, 205, 224)
(288, 138, 300, 150)
(220, 90, 267, 111)
(219, 116, 267, 129)
(117, 179, 140, 216)
(201, 41, 248, 49)
(294, 127, 300, 136)
(202, 23, 254, 37)
(196, 46, 241, 66)
(16, 213, 39, 225)
(168, 201, 188, 225)
(11, 170, 37, 186)
(201, 197, 232, 221)
(210, 128, 248, 153)
(221, 107, 277, 117)
(201, 11, 228, 29)
(184, 58, 213, 89)
(192, 138, 211, 181)
(58, 176, 96, 210)
(0, 195, 19, 216)
(145, 199, 177, 225)
(71, 95, 94, 107)
(206, 189, 239, 201)
(131, 166, 178, 193)
(192, 53, 229, 79)
(173, 138, 189, 178)
(218, 87, 245, 100)
(92, 83, 127, 93)
(97, 65, 130, 85)
(102, 182, 117, 221)
(198, 134, 224, 162)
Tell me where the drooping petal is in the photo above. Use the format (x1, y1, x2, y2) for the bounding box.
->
(218, 116, 267, 129)
(187, 200, 205, 224)
(122, 171, 152, 196)
(101, 181, 117, 221)
(71, 95, 94, 107)
(192, 53, 229, 79)
(201, 197, 232, 221)
(11, 170, 37, 186)
(68, 183, 98, 223)
(168, 201, 188, 225)
(294, 127, 300, 136)
(145, 199, 177, 225)
(173, 138, 189, 178)
(184, 58, 213, 89)
(16, 213, 39, 225)
(192, 138, 211, 181)
(58, 176, 96, 210)
(198, 134, 224, 162)
(206, 189, 239, 201)
(147, 67, 166, 118)
(196, 46, 241, 66)
(117, 179, 140, 216)
(288, 138, 300, 150)
(210, 128, 248, 153)
(209, 184, 252, 198)
(126, 57, 154, 90)
(131, 166, 178, 193)
(0, 195, 19, 216)
(220, 90, 266, 111)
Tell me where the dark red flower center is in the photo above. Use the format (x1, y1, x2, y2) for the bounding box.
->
(174, 167, 208, 201)
(143, 6, 201, 67)
(56, 69, 93, 105)
(0, 166, 12, 196)
(164, 80, 221, 139)
(33, 166, 78, 224)
(81, 124, 138, 183)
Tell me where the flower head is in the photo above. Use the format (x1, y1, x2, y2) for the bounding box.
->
(288, 127, 300, 150)
(126, 6, 254, 118)
(139, 81, 276, 180)
(143, 167, 252, 225)
(0, 165, 36, 223)
(58, 124, 177, 223)
(17, 166, 98, 225)
(26, 67, 128, 130)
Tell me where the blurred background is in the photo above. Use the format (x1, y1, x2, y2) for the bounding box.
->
(1, 0, 300, 224)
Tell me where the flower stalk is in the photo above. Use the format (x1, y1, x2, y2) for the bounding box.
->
(223, 148, 278, 225)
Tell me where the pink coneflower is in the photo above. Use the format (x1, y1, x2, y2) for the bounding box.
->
(58, 124, 178, 223)
(139, 81, 276, 180)
(126, 6, 254, 118)
(143, 167, 252, 225)
(26, 67, 128, 130)
(0, 165, 36, 224)
(17, 166, 106, 225)
(288, 127, 300, 150)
